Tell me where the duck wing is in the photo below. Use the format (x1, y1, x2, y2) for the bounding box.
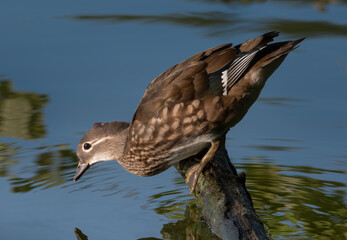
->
(131, 31, 280, 125)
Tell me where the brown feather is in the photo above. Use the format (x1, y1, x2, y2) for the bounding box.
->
(77, 33, 304, 178)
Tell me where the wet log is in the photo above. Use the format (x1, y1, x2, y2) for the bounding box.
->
(175, 135, 269, 240)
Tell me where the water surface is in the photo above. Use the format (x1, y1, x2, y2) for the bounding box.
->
(0, 0, 346, 239)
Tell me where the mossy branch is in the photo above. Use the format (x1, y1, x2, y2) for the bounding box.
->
(175, 135, 269, 240)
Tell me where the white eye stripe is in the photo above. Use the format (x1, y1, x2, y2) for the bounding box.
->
(91, 137, 110, 146)
(82, 137, 111, 152)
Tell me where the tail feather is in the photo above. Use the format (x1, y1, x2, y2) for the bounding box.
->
(208, 33, 304, 97)
(252, 37, 305, 68)
(237, 31, 279, 52)
(221, 32, 282, 93)
(227, 37, 304, 92)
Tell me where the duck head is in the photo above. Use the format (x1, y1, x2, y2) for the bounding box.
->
(73, 121, 129, 181)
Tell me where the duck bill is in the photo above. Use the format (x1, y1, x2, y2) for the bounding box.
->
(73, 163, 90, 182)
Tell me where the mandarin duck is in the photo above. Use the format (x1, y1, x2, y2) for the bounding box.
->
(73, 32, 304, 193)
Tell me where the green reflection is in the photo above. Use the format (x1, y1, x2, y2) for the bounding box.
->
(145, 177, 193, 220)
(247, 144, 303, 152)
(0, 78, 77, 192)
(9, 146, 77, 193)
(137, 238, 161, 240)
(237, 160, 347, 239)
(70, 11, 236, 28)
(1, 133, 344, 238)
(0, 79, 48, 139)
(189, 0, 346, 12)
(74, 203, 221, 240)
(260, 19, 347, 37)
(160, 204, 221, 240)
(137, 162, 346, 239)
(259, 97, 308, 107)
(69, 3, 347, 38)
(0, 141, 19, 178)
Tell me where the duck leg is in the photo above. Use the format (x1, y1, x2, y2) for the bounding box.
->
(186, 140, 220, 193)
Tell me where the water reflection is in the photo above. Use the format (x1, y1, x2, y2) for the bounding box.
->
(259, 97, 308, 108)
(189, 0, 346, 12)
(75, 204, 221, 240)
(76, 204, 221, 240)
(247, 144, 302, 152)
(237, 161, 347, 239)
(9, 147, 77, 193)
(0, 141, 77, 193)
(0, 78, 345, 239)
(69, 8, 347, 38)
(139, 161, 346, 239)
(145, 178, 221, 239)
(159, 204, 220, 240)
(0, 79, 48, 139)
(0, 0, 347, 234)
(143, 177, 193, 219)
(71, 11, 235, 27)
(260, 19, 347, 37)
(3, 139, 345, 239)
(108, 160, 345, 239)
(0, 78, 76, 192)
(0, 139, 137, 195)
(0, 141, 19, 178)
(243, 138, 304, 152)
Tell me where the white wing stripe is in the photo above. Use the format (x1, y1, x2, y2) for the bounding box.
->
(221, 70, 228, 96)
(226, 51, 258, 90)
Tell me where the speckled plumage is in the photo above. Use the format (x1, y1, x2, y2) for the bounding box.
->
(73, 32, 304, 192)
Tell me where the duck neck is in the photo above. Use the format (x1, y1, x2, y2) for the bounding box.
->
(111, 125, 129, 161)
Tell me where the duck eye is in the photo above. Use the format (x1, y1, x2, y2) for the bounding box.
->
(83, 143, 92, 150)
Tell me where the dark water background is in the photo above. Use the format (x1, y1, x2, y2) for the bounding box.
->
(0, 0, 346, 239)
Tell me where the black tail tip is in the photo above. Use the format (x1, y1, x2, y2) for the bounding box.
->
(295, 37, 306, 44)
(264, 31, 280, 39)
(291, 37, 306, 50)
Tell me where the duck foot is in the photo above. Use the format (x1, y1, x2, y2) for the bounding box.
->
(186, 140, 220, 193)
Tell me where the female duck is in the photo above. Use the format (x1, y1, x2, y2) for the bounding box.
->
(73, 32, 303, 193)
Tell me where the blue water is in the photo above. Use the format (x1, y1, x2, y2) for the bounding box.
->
(1, 0, 346, 239)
